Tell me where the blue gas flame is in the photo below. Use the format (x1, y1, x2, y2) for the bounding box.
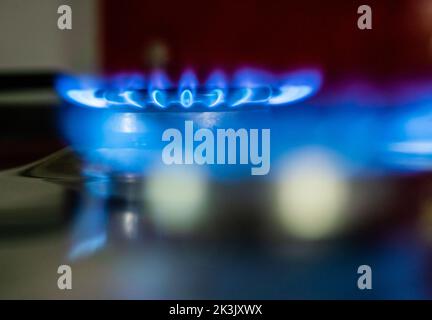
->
(56, 68, 322, 111)
(56, 71, 432, 178)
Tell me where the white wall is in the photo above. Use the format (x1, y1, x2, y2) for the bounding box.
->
(0, 0, 100, 73)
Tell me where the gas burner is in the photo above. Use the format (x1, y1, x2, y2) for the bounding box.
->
(56, 69, 322, 111)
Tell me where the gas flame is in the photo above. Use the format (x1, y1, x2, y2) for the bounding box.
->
(56, 68, 322, 110)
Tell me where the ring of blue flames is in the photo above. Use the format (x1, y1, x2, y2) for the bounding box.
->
(56, 69, 322, 111)
(55, 69, 432, 177)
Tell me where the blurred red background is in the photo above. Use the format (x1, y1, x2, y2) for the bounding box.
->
(101, 0, 432, 79)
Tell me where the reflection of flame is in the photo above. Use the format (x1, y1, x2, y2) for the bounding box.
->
(68, 182, 108, 261)
(123, 212, 139, 239)
(56, 68, 322, 110)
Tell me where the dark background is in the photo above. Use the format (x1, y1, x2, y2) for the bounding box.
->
(101, 0, 432, 78)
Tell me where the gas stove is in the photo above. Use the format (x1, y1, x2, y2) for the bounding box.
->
(1, 67, 432, 299)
